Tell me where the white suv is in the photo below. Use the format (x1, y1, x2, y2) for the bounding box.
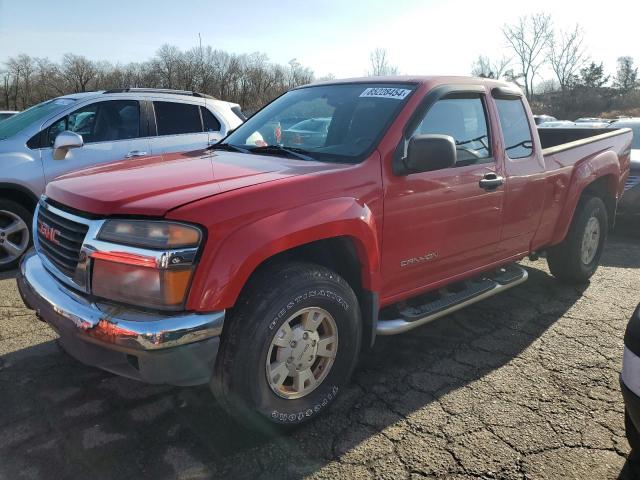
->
(0, 88, 245, 270)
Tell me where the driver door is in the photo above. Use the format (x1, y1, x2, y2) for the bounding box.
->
(42, 100, 150, 183)
(381, 92, 505, 300)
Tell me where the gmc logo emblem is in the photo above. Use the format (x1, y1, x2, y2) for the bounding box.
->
(38, 221, 60, 245)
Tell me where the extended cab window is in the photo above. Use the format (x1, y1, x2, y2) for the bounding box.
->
(154, 102, 202, 135)
(46, 100, 140, 146)
(495, 98, 533, 159)
(411, 95, 492, 166)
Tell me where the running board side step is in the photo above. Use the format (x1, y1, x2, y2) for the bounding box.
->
(375, 264, 528, 336)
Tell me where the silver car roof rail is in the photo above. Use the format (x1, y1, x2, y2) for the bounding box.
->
(102, 88, 216, 99)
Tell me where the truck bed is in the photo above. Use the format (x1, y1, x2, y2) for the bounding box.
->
(531, 126, 632, 252)
(538, 127, 628, 154)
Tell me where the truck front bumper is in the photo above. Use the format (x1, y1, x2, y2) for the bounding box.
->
(17, 250, 224, 386)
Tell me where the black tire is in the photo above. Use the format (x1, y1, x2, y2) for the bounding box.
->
(211, 262, 361, 430)
(626, 409, 640, 461)
(0, 199, 33, 271)
(547, 196, 608, 284)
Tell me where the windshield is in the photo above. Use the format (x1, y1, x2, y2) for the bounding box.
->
(223, 83, 416, 163)
(0, 98, 76, 140)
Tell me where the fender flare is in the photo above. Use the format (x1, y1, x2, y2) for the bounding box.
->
(186, 197, 381, 311)
(550, 150, 620, 246)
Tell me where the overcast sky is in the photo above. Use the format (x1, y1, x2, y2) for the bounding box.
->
(0, 0, 638, 80)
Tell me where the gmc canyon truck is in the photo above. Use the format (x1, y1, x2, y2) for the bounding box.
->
(17, 77, 631, 427)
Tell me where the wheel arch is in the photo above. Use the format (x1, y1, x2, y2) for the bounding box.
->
(551, 167, 619, 246)
(580, 174, 618, 229)
(186, 197, 382, 348)
(232, 236, 380, 349)
(0, 183, 39, 214)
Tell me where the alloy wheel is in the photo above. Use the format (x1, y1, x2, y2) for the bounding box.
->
(0, 210, 29, 265)
(265, 307, 338, 400)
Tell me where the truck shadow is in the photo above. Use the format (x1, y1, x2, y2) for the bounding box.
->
(619, 458, 640, 480)
(613, 216, 640, 241)
(0, 262, 596, 479)
(601, 217, 640, 268)
(0, 269, 19, 280)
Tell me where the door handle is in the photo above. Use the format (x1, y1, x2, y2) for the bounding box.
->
(125, 150, 148, 158)
(479, 173, 504, 191)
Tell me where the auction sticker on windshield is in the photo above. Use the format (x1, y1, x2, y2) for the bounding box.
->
(359, 87, 412, 100)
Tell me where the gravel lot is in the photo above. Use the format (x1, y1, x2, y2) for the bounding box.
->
(1, 219, 639, 480)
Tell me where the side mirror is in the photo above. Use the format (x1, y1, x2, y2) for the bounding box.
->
(404, 134, 457, 174)
(53, 131, 83, 160)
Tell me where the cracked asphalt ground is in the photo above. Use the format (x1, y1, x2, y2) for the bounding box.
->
(1, 219, 639, 480)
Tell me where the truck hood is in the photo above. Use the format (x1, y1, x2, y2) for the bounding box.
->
(46, 149, 340, 216)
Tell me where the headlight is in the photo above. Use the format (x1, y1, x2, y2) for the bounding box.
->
(97, 220, 201, 249)
(91, 220, 202, 310)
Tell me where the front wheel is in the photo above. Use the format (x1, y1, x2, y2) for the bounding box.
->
(211, 262, 361, 429)
(547, 196, 608, 284)
(0, 199, 32, 271)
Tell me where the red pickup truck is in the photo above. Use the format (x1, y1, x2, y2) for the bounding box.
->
(18, 76, 631, 427)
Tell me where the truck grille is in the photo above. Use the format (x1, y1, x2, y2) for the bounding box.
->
(625, 175, 640, 191)
(36, 205, 89, 277)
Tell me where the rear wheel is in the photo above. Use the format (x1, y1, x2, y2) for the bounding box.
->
(547, 196, 608, 284)
(0, 199, 32, 271)
(211, 262, 361, 430)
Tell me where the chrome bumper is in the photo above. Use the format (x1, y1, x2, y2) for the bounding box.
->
(17, 249, 225, 385)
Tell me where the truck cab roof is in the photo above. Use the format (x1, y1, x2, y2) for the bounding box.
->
(307, 75, 517, 90)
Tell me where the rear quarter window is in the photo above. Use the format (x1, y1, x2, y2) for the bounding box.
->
(154, 102, 202, 136)
(200, 107, 221, 132)
(495, 98, 534, 159)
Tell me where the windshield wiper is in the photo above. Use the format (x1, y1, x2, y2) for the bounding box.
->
(208, 143, 251, 154)
(250, 145, 315, 162)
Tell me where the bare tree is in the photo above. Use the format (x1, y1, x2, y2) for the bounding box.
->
(1, 44, 315, 112)
(471, 55, 511, 79)
(152, 44, 181, 89)
(5, 55, 35, 108)
(503, 13, 553, 98)
(61, 54, 97, 92)
(287, 58, 313, 88)
(368, 48, 398, 76)
(549, 25, 588, 90)
(34, 57, 65, 99)
(314, 73, 336, 83)
(1, 71, 10, 109)
(503, 69, 525, 90)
